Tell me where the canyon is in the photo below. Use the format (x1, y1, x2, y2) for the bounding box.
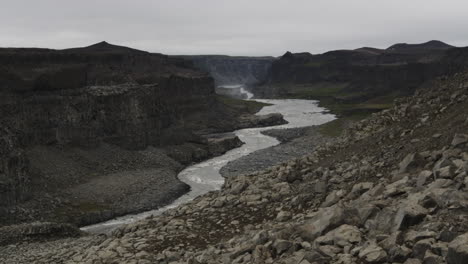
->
(1, 40, 468, 264)
(0, 42, 285, 228)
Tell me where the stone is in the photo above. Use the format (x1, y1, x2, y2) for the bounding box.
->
(384, 176, 409, 197)
(413, 238, 435, 260)
(404, 259, 422, 264)
(252, 230, 269, 245)
(451, 134, 468, 147)
(399, 153, 425, 174)
(351, 182, 374, 196)
(393, 203, 428, 232)
(388, 245, 412, 263)
(405, 230, 437, 244)
(230, 180, 248, 195)
(423, 251, 443, 264)
(273, 239, 292, 255)
(329, 224, 362, 247)
(446, 233, 468, 264)
(321, 190, 346, 207)
(417, 170, 433, 188)
(297, 205, 345, 242)
(358, 242, 388, 263)
(314, 180, 328, 194)
(276, 211, 292, 222)
(302, 249, 331, 264)
(433, 158, 456, 179)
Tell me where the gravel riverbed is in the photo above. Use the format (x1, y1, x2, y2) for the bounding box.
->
(220, 125, 334, 178)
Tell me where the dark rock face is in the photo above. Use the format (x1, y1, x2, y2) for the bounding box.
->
(0, 42, 272, 226)
(258, 41, 467, 101)
(180, 55, 275, 87)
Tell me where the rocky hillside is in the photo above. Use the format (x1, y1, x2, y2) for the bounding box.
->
(2, 57, 467, 263)
(256, 41, 466, 114)
(0, 42, 285, 228)
(180, 55, 275, 87)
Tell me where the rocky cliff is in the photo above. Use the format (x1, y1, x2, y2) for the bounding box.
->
(0, 42, 284, 227)
(257, 41, 467, 109)
(180, 55, 275, 87)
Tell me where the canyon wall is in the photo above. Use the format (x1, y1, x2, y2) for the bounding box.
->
(0, 42, 274, 225)
(258, 41, 468, 102)
(180, 55, 275, 86)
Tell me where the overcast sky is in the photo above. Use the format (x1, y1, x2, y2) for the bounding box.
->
(1, 0, 468, 56)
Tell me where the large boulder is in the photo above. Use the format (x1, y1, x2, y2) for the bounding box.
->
(296, 205, 346, 242)
(393, 202, 428, 232)
(359, 242, 388, 263)
(446, 233, 468, 264)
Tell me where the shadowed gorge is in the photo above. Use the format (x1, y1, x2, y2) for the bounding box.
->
(0, 42, 286, 227)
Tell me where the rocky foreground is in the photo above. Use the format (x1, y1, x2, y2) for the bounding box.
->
(1, 71, 468, 263)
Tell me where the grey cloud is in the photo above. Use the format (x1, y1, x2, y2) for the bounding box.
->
(1, 0, 467, 56)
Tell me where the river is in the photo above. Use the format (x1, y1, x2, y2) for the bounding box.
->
(81, 97, 336, 234)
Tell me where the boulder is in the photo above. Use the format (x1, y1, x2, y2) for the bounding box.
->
(451, 134, 468, 147)
(358, 242, 388, 263)
(273, 239, 293, 255)
(297, 206, 345, 242)
(350, 182, 374, 196)
(416, 170, 433, 188)
(329, 224, 362, 247)
(399, 153, 425, 174)
(393, 203, 428, 232)
(321, 189, 346, 207)
(276, 211, 292, 222)
(446, 233, 468, 264)
(412, 238, 435, 259)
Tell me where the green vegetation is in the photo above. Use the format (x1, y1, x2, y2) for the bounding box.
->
(54, 201, 110, 220)
(274, 82, 396, 118)
(318, 113, 368, 138)
(217, 95, 271, 114)
(283, 82, 349, 98)
(75, 201, 109, 212)
(304, 61, 325, 67)
(269, 82, 398, 137)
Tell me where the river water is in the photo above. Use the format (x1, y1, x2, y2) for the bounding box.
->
(82, 97, 336, 234)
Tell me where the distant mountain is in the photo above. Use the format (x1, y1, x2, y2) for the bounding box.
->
(387, 40, 454, 52)
(63, 41, 149, 54)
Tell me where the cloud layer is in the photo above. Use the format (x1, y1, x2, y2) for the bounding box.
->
(1, 0, 468, 56)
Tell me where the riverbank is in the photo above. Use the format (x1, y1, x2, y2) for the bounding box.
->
(220, 126, 330, 178)
(220, 116, 358, 178)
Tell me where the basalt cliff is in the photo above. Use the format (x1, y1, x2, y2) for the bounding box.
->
(256, 41, 468, 114)
(180, 55, 275, 87)
(0, 42, 284, 227)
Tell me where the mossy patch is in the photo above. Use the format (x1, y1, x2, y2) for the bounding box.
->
(217, 95, 271, 114)
(318, 113, 368, 138)
(54, 201, 110, 221)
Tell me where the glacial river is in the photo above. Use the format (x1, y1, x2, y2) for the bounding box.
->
(82, 92, 336, 233)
